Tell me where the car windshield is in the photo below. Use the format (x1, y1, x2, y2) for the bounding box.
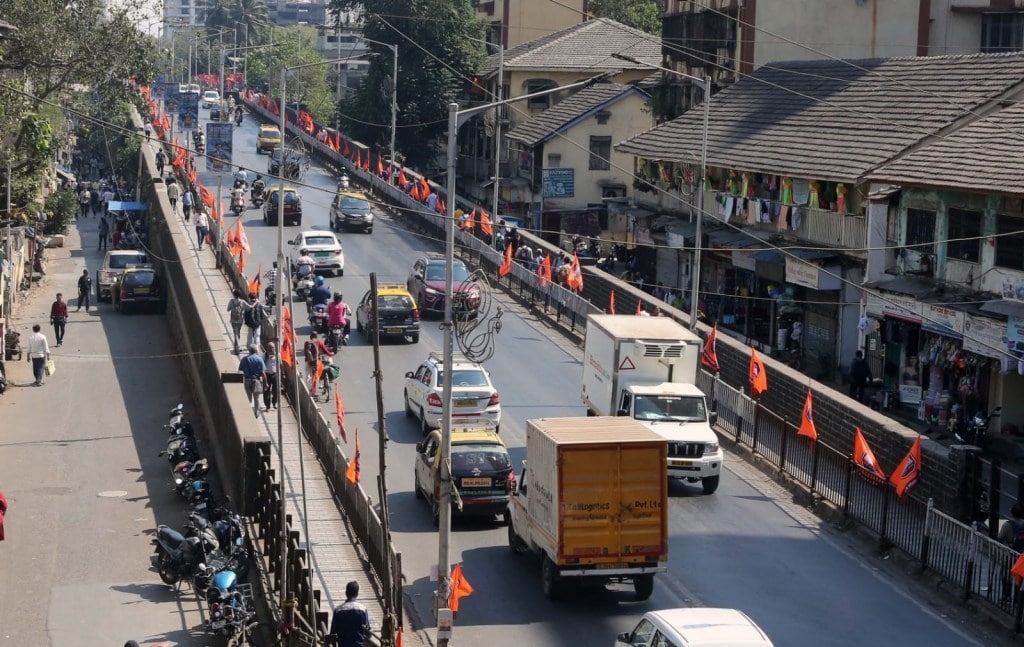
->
(304, 236, 336, 247)
(271, 191, 299, 205)
(260, 128, 279, 137)
(451, 444, 511, 472)
(108, 254, 146, 269)
(340, 197, 370, 211)
(632, 394, 707, 423)
(122, 272, 155, 287)
(437, 369, 488, 388)
(424, 261, 470, 282)
(379, 295, 413, 309)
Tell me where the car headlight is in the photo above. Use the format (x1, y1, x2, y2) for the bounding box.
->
(424, 287, 440, 295)
(705, 442, 720, 454)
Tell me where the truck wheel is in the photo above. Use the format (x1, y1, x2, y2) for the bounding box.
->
(508, 520, 527, 555)
(702, 475, 720, 494)
(541, 555, 561, 600)
(633, 574, 654, 601)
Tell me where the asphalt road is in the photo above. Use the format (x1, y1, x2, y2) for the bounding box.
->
(0, 218, 209, 646)
(206, 109, 1000, 647)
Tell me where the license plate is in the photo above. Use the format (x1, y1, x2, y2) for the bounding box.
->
(670, 459, 693, 467)
(386, 327, 403, 334)
(133, 288, 149, 295)
(462, 477, 491, 487)
(315, 251, 332, 258)
(455, 399, 477, 407)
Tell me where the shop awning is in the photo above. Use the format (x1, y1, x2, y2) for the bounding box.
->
(789, 249, 838, 262)
(55, 166, 75, 183)
(981, 300, 1024, 319)
(864, 276, 936, 299)
(752, 249, 784, 265)
(707, 230, 760, 248)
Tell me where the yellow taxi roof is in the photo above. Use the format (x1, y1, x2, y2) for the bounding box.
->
(450, 427, 505, 448)
(259, 125, 280, 133)
(377, 283, 412, 297)
(338, 191, 368, 200)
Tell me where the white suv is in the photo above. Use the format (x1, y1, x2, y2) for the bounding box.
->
(202, 90, 220, 108)
(404, 352, 501, 434)
(616, 608, 773, 647)
(289, 230, 344, 277)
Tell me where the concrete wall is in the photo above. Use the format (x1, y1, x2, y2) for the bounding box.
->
(505, 70, 654, 131)
(483, 0, 587, 49)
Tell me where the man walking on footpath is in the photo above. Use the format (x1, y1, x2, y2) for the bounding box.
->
(263, 341, 279, 410)
(849, 350, 873, 404)
(166, 180, 179, 213)
(27, 323, 49, 386)
(227, 289, 245, 353)
(243, 293, 266, 348)
(98, 215, 109, 251)
(76, 269, 92, 311)
(155, 149, 166, 176)
(194, 210, 209, 251)
(238, 344, 267, 416)
(182, 186, 194, 222)
(49, 293, 68, 347)
(329, 581, 370, 647)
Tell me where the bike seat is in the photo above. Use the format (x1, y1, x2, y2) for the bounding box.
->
(158, 525, 186, 550)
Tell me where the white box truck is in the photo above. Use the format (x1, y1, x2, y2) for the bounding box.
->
(582, 314, 723, 494)
(506, 417, 668, 601)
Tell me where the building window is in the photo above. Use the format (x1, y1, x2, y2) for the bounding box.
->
(947, 208, 981, 263)
(547, 153, 561, 168)
(595, 110, 611, 125)
(981, 13, 1024, 53)
(905, 208, 935, 255)
(589, 136, 611, 170)
(996, 214, 1024, 270)
(524, 79, 557, 109)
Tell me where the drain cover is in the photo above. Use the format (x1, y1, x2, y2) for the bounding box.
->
(97, 490, 128, 498)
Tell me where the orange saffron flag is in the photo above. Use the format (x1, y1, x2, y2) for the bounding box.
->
(345, 428, 360, 484)
(608, 290, 616, 314)
(701, 324, 720, 373)
(376, 154, 384, 176)
(398, 167, 408, 188)
(890, 434, 922, 498)
(280, 305, 295, 367)
(538, 255, 552, 287)
(498, 243, 513, 277)
(237, 249, 246, 273)
(311, 357, 324, 393)
(235, 220, 251, 253)
(1012, 554, 1024, 586)
(410, 184, 421, 202)
(335, 384, 348, 443)
(247, 265, 261, 297)
(853, 427, 886, 484)
(749, 348, 767, 397)
(566, 253, 583, 290)
(479, 211, 493, 236)
(448, 563, 474, 613)
(797, 389, 817, 442)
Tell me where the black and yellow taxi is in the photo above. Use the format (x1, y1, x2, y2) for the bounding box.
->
(413, 423, 513, 524)
(111, 264, 165, 313)
(256, 124, 281, 154)
(263, 186, 302, 226)
(355, 284, 419, 343)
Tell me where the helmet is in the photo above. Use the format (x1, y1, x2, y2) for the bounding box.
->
(300, 248, 309, 256)
(316, 275, 325, 286)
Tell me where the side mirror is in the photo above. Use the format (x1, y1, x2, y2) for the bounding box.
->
(287, 240, 295, 245)
(616, 632, 631, 644)
(415, 442, 424, 453)
(509, 479, 519, 496)
(405, 371, 415, 379)
(414, 272, 424, 281)
(709, 411, 718, 425)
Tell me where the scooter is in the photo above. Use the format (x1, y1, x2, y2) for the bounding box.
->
(955, 406, 1002, 446)
(234, 110, 243, 127)
(250, 184, 265, 208)
(193, 133, 205, 155)
(338, 174, 350, 192)
(230, 194, 245, 217)
(293, 273, 314, 300)
(327, 320, 349, 352)
(309, 303, 328, 335)
(161, 433, 201, 466)
(173, 458, 210, 499)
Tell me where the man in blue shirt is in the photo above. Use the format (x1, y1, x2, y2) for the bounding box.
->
(330, 581, 370, 647)
(238, 344, 267, 416)
(310, 275, 332, 309)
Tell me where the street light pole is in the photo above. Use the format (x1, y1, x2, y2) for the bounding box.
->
(360, 37, 398, 182)
(437, 73, 611, 646)
(611, 53, 710, 331)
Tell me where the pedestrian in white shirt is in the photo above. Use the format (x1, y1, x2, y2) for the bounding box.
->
(26, 323, 50, 386)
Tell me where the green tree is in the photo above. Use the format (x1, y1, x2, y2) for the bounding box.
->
(330, 0, 487, 167)
(246, 26, 334, 124)
(203, 0, 272, 49)
(590, 0, 662, 35)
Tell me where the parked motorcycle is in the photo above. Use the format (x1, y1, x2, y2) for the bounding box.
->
(153, 525, 210, 588)
(205, 570, 257, 643)
(162, 433, 200, 466)
(955, 406, 1002, 446)
(173, 458, 210, 498)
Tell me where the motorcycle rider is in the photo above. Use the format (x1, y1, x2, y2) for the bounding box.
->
(327, 292, 351, 348)
(234, 167, 249, 190)
(293, 248, 316, 285)
(310, 275, 332, 310)
(250, 174, 266, 202)
(338, 173, 350, 191)
(230, 183, 246, 213)
(234, 105, 243, 125)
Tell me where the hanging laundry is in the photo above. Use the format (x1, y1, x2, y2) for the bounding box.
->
(778, 205, 790, 230)
(836, 183, 847, 214)
(724, 197, 735, 223)
(791, 206, 803, 231)
(808, 180, 820, 209)
(781, 177, 793, 205)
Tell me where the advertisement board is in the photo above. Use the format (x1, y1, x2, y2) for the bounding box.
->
(205, 122, 234, 173)
(542, 168, 574, 198)
(178, 91, 199, 129)
(963, 314, 1007, 359)
(920, 303, 965, 338)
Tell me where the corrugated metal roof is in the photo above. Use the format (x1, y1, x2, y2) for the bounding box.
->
(616, 52, 1024, 181)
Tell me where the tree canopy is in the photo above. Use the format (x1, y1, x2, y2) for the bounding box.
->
(590, 0, 662, 36)
(245, 26, 335, 124)
(330, 0, 488, 167)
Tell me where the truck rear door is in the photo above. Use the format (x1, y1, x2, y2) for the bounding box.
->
(559, 444, 666, 564)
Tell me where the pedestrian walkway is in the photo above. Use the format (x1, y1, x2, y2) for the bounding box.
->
(165, 180, 388, 634)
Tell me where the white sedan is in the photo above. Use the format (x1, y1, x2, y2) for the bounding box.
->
(202, 90, 220, 108)
(289, 231, 344, 277)
(404, 352, 501, 434)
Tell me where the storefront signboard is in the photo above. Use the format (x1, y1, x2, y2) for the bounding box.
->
(963, 314, 1008, 359)
(899, 385, 922, 405)
(542, 168, 574, 198)
(1006, 316, 1024, 352)
(733, 249, 757, 271)
(920, 303, 965, 338)
(785, 256, 841, 290)
(865, 291, 922, 322)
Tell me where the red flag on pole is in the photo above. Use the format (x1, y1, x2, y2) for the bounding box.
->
(281, 306, 295, 367)
(797, 388, 817, 442)
(345, 429, 360, 484)
(237, 249, 246, 273)
(1013, 554, 1024, 586)
(853, 427, 886, 484)
(749, 348, 767, 397)
(890, 434, 922, 498)
(247, 265, 262, 297)
(701, 324, 720, 373)
(538, 255, 551, 287)
(448, 563, 475, 613)
(335, 385, 348, 443)
(608, 290, 616, 314)
(498, 243, 513, 277)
